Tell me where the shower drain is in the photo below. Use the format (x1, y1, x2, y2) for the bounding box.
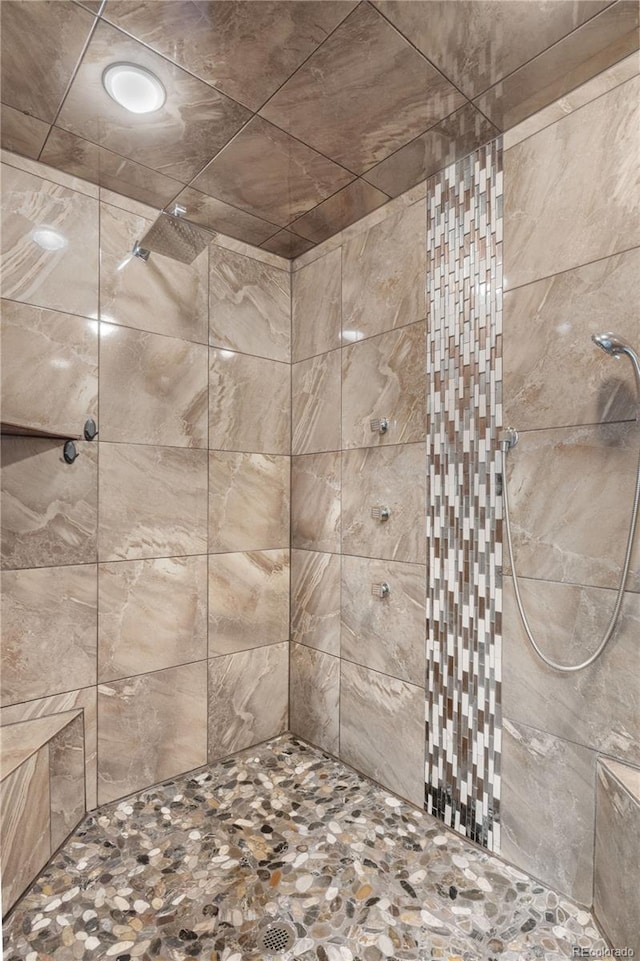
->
(256, 920, 297, 955)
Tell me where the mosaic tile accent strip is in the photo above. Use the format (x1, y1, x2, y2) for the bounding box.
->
(425, 140, 503, 850)
(3, 735, 607, 960)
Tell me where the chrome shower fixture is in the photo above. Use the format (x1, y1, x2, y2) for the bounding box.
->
(592, 331, 640, 402)
(135, 205, 215, 265)
(132, 240, 150, 262)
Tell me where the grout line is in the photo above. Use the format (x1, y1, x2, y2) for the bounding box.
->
(504, 244, 640, 295)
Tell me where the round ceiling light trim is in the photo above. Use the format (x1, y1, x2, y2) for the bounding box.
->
(102, 62, 166, 114)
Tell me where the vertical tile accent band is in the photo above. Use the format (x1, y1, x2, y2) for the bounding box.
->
(425, 139, 503, 851)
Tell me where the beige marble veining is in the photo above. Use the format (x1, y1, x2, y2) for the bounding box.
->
(341, 555, 426, 686)
(0, 688, 98, 809)
(261, 2, 465, 175)
(1, 565, 97, 708)
(98, 188, 159, 223)
(57, 19, 251, 185)
(209, 452, 290, 553)
(289, 178, 389, 246)
(292, 247, 341, 362)
(1, 300, 98, 438)
(289, 643, 340, 756)
(342, 201, 426, 340)
(0, 711, 81, 782)
(292, 350, 341, 455)
(1, 150, 100, 199)
(342, 322, 427, 450)
(474, 0, 639, 132)
(41, 127, 185, 212)
(211, 234, 290, 273)
(208, 644, 288, 761)
(0, 749, 50, 915)
(209, 350, 290, 455)
(49, 712, 85, 850)
(504, 422, 640, 592)
(260, 230, 314, 260)
(98, 556, 208, 683)
(172, 185, 278, 249)
(290, 550, 340, 657)
(504, 76, 640, 290)
(503, 248, 640, 430)
(594, 760, 640, 955)
(1, 164, 98, 318)
(97, 661, 208, 805)
(99, 202, 208, 344)
(503, 575, 640, 766)
(98, 443, 208, 561)
(0, 1, 95, 123)
(100, 325, 209, 448)
(340, 660, 425, 808)
(504, 50, 640, 150)
(342, 443, 426, 564)
(209, 247, 290, 363)
(1, 437, 98, 571)
(208, 550, 290, 655)
(0, 106, 50, 161)
(291, 452, 341, 554)
(501, 718, 596, 905)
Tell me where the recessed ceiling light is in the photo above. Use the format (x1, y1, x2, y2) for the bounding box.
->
(102, 62, 166, 114)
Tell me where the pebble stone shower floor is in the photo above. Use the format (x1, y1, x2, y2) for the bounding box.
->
(3, 735, 608, 961)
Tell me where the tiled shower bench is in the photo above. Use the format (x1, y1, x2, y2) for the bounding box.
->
(0, 711, 86, 916)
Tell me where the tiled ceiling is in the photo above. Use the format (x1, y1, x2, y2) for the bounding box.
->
(1, 0, 638, 258)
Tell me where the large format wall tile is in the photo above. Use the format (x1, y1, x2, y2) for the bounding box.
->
(504, 248, 640, 430)
(0, 687, 98, 810)
(208, 643, 288, 760)
(98, 556, 208, 683)
(504, 77, 640, 289)
(342, 322, 426, 449)
(292, 350, 341, 455)
(208, 550, 290, 655)
(504, 422, 640, 592)
(594, 760, 640, 956)
(1, 106, 50, 161)
(291, 550, 340, 656)
(99, 444, 208, 561)
(100, 325, 208, 448)
(501, 719, 596, 905)
(341, 555, 425, 686)
(209, 351, 290, 454)
(209, 248, 290, 363)
(0, 748, 50, 914)
(1, 301, 98, 438)
(1, 565, 97, 707)
(292, 248, 341, 362)
(342, 444, 426, 563)
(209, 452, 290, 552)
(98, 662, 208, 805)
(340, 660, 424, 808)
(291, 452, 341, 553)
(503, 576, 640, 766)
(1, 438, 97, 570)
(49, 712, 85, 850)
(290, 644, 339, 755)
(99, 202, 208, 344)
(341, 202, 426, 340)
(1, 165, 98, 318)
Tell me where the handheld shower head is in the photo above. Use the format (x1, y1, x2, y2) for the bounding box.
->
(592, 331, 640, 408)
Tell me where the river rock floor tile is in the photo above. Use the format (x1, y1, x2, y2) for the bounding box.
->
(3, 735, 607, 961)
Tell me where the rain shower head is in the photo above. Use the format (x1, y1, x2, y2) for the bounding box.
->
(137, 209, 214, 264)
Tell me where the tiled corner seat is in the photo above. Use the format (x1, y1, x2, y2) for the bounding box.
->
(0, 711, 86, 916)
(594, 758, 640, 955)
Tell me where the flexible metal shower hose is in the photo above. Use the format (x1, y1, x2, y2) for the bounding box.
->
(501, 436, 640, 673)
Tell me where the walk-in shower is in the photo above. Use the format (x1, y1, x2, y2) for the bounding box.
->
(501, 332, 640, 673)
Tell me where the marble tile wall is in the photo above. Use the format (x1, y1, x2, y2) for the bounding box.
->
(289, 190, 428, 807)
(501, 74, 640, 904)
(0, 150, 291, 856)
